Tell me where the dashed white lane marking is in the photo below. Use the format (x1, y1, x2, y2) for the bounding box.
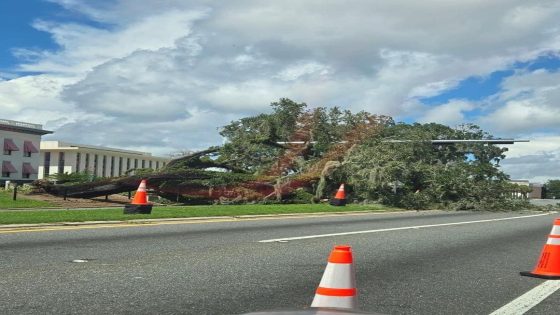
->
(489, 280, 560, 315)
(258, 213, 551, 243)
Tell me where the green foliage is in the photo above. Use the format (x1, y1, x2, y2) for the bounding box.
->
(544, 180, 560, 199)
(214, 99, 307, 163)
(290, 188, 315, 204)
(342, 122, 522, 210)
(47, 171, 98, 184)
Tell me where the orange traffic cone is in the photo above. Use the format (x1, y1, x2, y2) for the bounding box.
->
(521, 218, 560, 279)
(329, 184, 346, 206)
(311, 245, 357, 309)
(123, 179, 153, 214)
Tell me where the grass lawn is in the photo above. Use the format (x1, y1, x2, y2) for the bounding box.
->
(0, 189, 55, 209)
(0, 203, 394, 225)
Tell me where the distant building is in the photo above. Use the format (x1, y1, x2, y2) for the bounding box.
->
(1, 119, 53, 184)
(509, 180, 543, 199)
(38, 141, 171, 179)
(530, 183, 544, 199)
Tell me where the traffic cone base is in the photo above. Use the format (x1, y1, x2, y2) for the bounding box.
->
(123, 204, 153, 214)
(330, 184, 346, 207)
(521, 219, 560, 279)
(520, 271, 560, 279)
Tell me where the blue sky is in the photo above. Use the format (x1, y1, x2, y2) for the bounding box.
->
(1, 0, 560, 182)
(0, 1, 58, 70)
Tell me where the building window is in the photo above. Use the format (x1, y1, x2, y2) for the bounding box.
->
(110, 156, 115, 177)
(3, 138, 19, 155)
(156, 161, 159, 169)
(23, 141, 39, 157)
(134, 159, 138, 169)
(76, 153, 81, 172)
(22, 162, 36, 179)
(58, 152, 65, 174)
(85, 153, 90, 172)
(43, 152, 51, 177)
(149, 160, 152, 169)
(2, 161, 17, 178)
(141, 160, 145, 168)
(126, 158, 131, 171)
(119, 157, 123, 175)
(93, 154, 98, 175)
(102, 155, 107, 177)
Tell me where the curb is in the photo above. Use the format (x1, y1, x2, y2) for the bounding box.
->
(0, 209, 409, 230)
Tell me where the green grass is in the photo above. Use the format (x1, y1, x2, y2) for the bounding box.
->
(0, 203, 394, 225)
(0, 190, 55, 209)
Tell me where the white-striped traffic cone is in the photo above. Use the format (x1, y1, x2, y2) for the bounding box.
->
(311, 245, 357, 309)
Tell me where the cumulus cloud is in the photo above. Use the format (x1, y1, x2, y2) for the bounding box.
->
(418, 100, 475, 126)
(3, 0, 560, 167)
(480, 69, 560, 133)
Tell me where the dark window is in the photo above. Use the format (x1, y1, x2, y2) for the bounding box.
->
(110, 156, 115, 177)
(156, 161, 159, 169)
(4, 150, 11, 155)
(2, 172, 10, 177)
(58, 152, 65, 174)
(85, 153, 90, 172)
(76, 153, 81, 172)
(23, 173, 30, 179)
(43, 152, 51, 177)
(141, 160, 145, 168)
(127, 158, 131, 171)
(119, 157, 123, 175)
(24, 151, 31, 157)
(102, 155, 106, 177)
(149, 160, 152, 169)
(93, 154, 98, 175)
(134, 159, 138, 169)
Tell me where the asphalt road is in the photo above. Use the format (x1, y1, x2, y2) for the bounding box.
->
(1, 210, 559, 314)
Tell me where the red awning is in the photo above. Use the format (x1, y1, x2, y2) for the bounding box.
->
(22, 162, 37, 174)
(2, 161, 18, 173)
(3, 139, 19, 151)
(23, 141, 39, 153)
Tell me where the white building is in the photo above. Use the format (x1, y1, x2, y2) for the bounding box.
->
(38, 141, 170, 179)
(1, 119, 53, 183)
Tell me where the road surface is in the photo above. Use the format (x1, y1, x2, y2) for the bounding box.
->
(0, 210, 558, 314)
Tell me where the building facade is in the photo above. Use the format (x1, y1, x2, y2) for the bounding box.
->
(1, 119, 53, 184)
(38, 141, 170, 179)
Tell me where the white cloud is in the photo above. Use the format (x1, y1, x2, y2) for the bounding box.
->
(418, 100, 475, 126)
(498, 136, 560, 183)
(480, 69, 560, 133)
(3, 0, 560, 166)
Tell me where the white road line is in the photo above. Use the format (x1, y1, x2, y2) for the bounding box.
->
(489, 280, 560, 315)
(258, 213, 552, 243)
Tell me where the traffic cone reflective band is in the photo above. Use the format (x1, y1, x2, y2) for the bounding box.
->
(329, 184, 346, 206)
(311, 245, 357, 309)
(123, 179, 153, 214)
(521, 218, 560, 279)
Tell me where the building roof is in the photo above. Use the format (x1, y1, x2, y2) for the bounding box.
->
(0, 119, 53, 135)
